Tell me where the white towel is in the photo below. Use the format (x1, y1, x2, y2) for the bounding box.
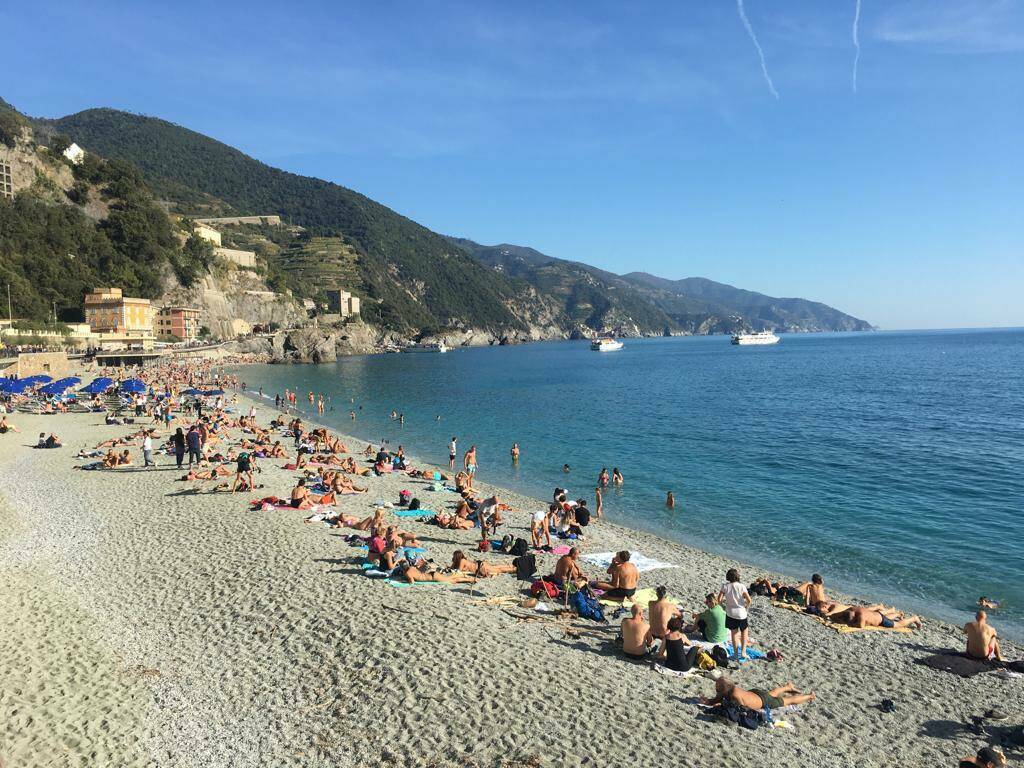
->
(582, 551, 680, 573)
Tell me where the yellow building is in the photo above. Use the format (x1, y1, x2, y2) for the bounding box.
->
(84, 288, 155, 335)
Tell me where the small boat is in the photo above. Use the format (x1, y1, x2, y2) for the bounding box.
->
(403, 342, 448, 353)
(590, 338, 624, 352)
(731, 330, 780, 346)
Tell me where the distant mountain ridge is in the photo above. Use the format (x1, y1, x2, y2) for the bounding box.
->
(5, 96, 872, 338)
(451, 238, 873, 334)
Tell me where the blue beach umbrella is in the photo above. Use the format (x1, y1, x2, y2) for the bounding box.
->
(80, 377, 114, 394)
(120, 378, 146, 393)
(203, 389, 225, 396)
(20, 374, 52, 385)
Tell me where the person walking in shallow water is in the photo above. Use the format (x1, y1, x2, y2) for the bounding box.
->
(510, 442, 519, 463)
(666, 491, 675, 509)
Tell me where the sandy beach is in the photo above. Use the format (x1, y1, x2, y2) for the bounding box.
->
(1, 389, 1021, 768)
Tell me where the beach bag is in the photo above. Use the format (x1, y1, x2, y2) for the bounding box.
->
(530, 579, 559, 599)
(509, 538, 529, 557)
(569, 588, 606, 622)
(500, 533, 514, 552)
(408, 497, 421, 510)
(513, 554, 537, 580)
(477, 539, 491, 553)
(398, 490, 411, 506)
(695, 649, 717, 671)
(711, 646, 730, 668)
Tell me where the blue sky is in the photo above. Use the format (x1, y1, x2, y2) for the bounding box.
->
(4, 1, 1023, 329)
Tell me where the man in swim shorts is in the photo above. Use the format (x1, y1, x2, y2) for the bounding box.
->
(700, 677, 816, 711)
(620, 604, 650, 659)
(592, 551, 639, 601)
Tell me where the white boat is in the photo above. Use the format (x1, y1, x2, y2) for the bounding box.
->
(590, 338, 624, 352)
(403, 342, 448, 353)
(731, 330, 780, 345)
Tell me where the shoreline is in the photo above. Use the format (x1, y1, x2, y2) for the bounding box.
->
(1, 380, 1020, 767)
(230, 379, 1013, 642)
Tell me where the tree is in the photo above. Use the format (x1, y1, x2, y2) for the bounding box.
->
(0, 109, 24, 147)
(50, 134, 73, 156)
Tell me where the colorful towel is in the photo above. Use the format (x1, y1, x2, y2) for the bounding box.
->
(533, 545, 572, 555)
(393, 509, 431, 518)
(583, 552, 679, 573)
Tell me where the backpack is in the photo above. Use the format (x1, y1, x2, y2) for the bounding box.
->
(513, 554, 537, 580)
(477, 539, 491, 553)
(509, 538, 529, 557)
(408, 497, 421, 510)
(711, 645, 731, 668)
(569, 588, 606, 622)
(398, 490, 411, 506)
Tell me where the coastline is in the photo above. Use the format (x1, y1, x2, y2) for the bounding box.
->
(1, 385, 1019, 767)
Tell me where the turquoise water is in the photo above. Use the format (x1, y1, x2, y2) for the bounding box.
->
(229, 329, 1024, 639)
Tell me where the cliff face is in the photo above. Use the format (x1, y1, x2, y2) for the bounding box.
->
(159, 269, 307, 339)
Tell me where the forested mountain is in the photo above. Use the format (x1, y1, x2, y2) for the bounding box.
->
(38, 108, 539, 334)
(5, 96, 872, 338)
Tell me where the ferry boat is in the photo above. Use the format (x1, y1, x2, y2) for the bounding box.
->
(731, 330, 780, 346)
(403, 342, 448, 353)
(590, 338, 624, 352)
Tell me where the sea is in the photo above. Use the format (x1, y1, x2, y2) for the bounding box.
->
(228, 329, 1024, 640)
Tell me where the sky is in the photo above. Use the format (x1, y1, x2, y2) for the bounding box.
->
(3, 1, 1023, 329)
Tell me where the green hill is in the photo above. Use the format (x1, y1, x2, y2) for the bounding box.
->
(41, 108, 529, 334)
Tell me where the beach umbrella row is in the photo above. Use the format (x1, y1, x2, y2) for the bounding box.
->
(37, 377, 81, 396)
(119, 378, 146, 394)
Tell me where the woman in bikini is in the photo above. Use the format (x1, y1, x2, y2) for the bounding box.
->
(450, 550, 517, 578)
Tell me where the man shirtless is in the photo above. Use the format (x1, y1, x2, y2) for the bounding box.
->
(831, 605, 922, 630)
(647, 585, 681, 643)
(592, 551, 640, 601)
(620, 604, 651, 659)
(700, 677, 816, 710)
(799, 574, 827, 607)
(964, 611, 1003, 661)
(551, 548, 587, 588)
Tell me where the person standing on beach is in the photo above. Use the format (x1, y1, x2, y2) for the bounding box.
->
(186, 425, 203, 467)
(141, 430, 155, 467)
(719, 568, 752, 660)
(594, 487, 603, 519)
(464, 445, 477, 488)
(172, 427, 186, 468)
(448, 437, 457, 470)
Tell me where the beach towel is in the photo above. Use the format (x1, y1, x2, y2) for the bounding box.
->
(393, 509, 432, 518)
(533, 545, 572, 556)
(652, 664, 700, 679)
(583, 552, 680, 573)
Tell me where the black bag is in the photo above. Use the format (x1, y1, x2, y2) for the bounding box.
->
(509, 537, 529, 557)
(711, 645, 730, 668)
(500, 533, 514, 552)
(408, 497, 421, 510)
(513, 554, 537, 580)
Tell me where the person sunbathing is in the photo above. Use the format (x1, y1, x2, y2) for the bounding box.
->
(622, 604, 652, 660)
(384, 525, 420, 548)
(0, 416, 19, 434)
(830, 606, 922, 630)
(343, 507, 386, 531)
(549, 548, 587, 588)
(180, 464, 233, 480)
(289, 478, 335, 509)
(330, 473, 367, 495)
(798, 574, 827, 606)
(648, 586, 681, 643)
(592, 551, 640, 601)
(435, 511, 475, 530)
(700, 677, 816, 710)
(964, 611, 1004, 662)
(408, 468, 450, 481)
(959, 746, 1007, 768)
(395, 561, 476, 584)
(450, 550, 517, 578)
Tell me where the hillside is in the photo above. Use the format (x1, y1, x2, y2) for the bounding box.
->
(448, 238, 675, 336)
(452, 238, 872, 334)
(37, 108, 540, 335)
(620, 272, 873, 332)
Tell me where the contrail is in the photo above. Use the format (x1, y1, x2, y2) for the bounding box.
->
(852, 0, 862, 93)
(735, 0, 779, 99)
